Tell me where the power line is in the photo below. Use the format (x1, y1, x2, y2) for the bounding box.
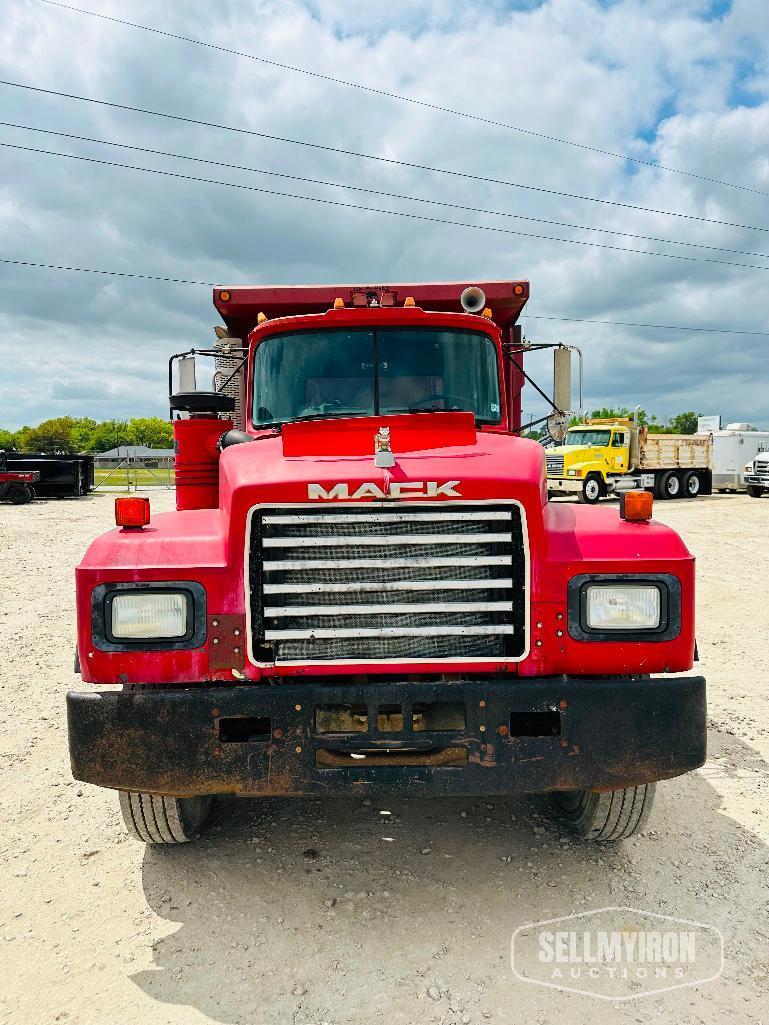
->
(0, 256, 211, 285)
(3, 78, 768, 235)
(4, 119, 769, 262)
(39, 0, 767, 199)
(523, 314, 769, 337)
(8, 138, 769, 275)
(4, 254, 769, 338)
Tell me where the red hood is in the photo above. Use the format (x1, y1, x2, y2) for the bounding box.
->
(219, 413, 547, 521)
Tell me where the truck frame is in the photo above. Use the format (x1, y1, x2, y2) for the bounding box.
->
(546, 415, 712, 504)
(66, 281, 705, 844)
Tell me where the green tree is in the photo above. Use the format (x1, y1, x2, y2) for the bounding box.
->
(88, 420, 130, 453)
(666, 411, 699, 435)
(0, 428, 18, 450)
(21, 417, 76, 454)
(69, 417, 98, 452)
(127, 417, 174, 448)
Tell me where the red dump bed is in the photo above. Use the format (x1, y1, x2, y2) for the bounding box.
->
(214, 280, 529, 339)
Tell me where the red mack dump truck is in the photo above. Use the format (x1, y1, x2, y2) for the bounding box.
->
(67, 280, 706, 844)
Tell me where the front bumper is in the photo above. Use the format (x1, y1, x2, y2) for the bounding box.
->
(745, 474, 769, 487)
(67, 676, 706, 798)
(547, 478, 583, 493)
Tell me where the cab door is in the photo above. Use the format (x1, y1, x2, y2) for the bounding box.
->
(609, 430, 629, 473)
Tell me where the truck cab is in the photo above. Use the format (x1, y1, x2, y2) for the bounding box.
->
(66, 281, 706, 845)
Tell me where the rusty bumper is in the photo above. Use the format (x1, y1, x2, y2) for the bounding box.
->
(67, 676, 706, 798)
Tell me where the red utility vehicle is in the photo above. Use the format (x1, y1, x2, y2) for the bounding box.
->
(67, 281, 706, 844)
(0, 451, 38, 504)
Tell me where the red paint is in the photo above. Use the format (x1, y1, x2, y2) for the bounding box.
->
(173, 415, 233, 510)
(75, 280, 697, 689)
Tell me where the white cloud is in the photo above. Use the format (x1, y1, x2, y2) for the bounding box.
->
(0, 0, 768, 429)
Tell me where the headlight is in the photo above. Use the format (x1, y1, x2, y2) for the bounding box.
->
(111, 592, 188, 639)
(744, 464, 753, 473)
(91, 582, 206, 651)
(567, 468, 578, 477)
(585, 584, 660, 630)
(567, 574, 681, 642)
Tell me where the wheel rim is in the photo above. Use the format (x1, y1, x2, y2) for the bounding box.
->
(585, 480, 599, 500)
(687, 475, 700, 495)
(667, 476, 680, 497)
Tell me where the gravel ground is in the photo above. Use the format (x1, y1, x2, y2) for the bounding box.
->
(1, 490, 767, 1024)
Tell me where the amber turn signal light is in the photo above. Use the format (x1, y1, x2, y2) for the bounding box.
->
(115, 496, 150, 529)
(219, 290, 231, 302)
(619, 491, 653, 522)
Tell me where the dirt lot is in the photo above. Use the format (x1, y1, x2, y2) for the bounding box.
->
(1, 490, 767, 1024)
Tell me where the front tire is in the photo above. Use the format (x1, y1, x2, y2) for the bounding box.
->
(551, 783, 656, 841)
(747, 485, 764, 498)
(119, 791, 213, 844)
(578, 475, 603, 505)
(8, 483, 33, 504)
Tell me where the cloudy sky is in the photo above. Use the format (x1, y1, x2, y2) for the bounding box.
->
(1, 0, 769, 430)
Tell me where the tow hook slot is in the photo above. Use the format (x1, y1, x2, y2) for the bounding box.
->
(509, 710, 561, 736)
(218, 716, 272, 743)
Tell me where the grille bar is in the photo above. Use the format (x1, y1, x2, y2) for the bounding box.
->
(263, 556, 511, 571)
(265, 601, 514, 617)
(262, 511, 511, 525)
(263, 578, 515, 593)
(264, 625, 517, 640)
(262, 532, 512, 548)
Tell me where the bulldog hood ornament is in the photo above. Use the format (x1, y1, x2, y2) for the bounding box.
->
(374, 426, 396, 467)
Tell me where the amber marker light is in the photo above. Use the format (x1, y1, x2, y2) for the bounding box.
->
(257, 311, 267, 324)
(219, 290, 231, 302)
(115, 496, 151, 530)
(619, 491, 653, 522)
(513, 284, 525, 295)
(333, 297, 345, 309)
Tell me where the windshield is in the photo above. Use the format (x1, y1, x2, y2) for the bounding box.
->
(251, 328, 502, 426)
(566, 429, 611, 447)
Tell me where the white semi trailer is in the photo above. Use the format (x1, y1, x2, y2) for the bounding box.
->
(697, 419, 769, 493)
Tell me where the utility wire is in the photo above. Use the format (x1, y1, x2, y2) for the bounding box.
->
(39, 0, 767, 198)
(4, 254, 769, 338)
(3, 119, 769, 262)
(523, 314, 769, 337)
(3, 78, 768, 235)
(8, 139, 769, 275)
(0, 256, 211, 285)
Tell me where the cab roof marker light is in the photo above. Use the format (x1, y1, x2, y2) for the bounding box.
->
(257, 311, 267, 324)
(481, 308, 493, 319)
(333, 297, 345, 309)
(403, 296, 415, 307)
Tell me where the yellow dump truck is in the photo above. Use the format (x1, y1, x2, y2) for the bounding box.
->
(545, 417, 712, 504)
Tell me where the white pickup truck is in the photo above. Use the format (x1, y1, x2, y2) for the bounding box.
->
(744, 451, 769, 498)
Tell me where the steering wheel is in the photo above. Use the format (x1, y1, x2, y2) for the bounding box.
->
(408, 392, 474, 412)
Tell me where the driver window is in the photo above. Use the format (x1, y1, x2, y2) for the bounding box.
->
(611, 432, 626, 447)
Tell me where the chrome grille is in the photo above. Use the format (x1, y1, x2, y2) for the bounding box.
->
(249, 505, 526, 663)
(546, 454, 564, 477)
